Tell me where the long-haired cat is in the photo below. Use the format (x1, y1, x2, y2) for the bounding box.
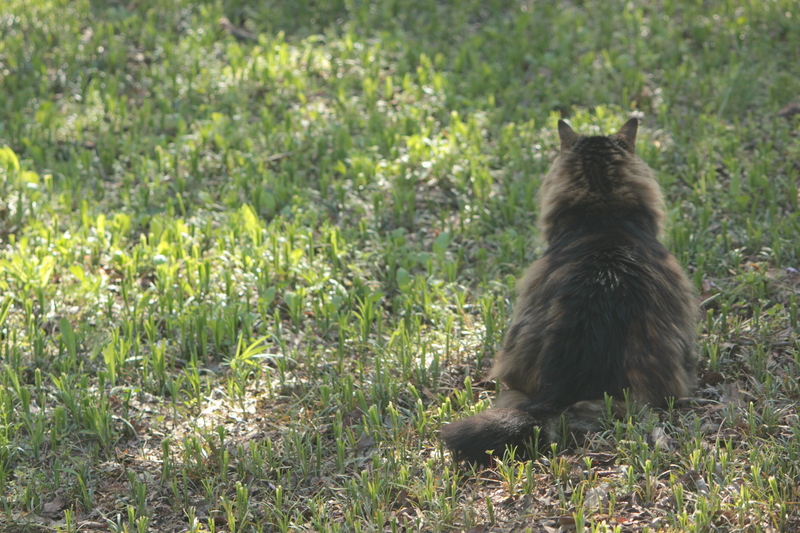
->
(440, 118, 697, 464)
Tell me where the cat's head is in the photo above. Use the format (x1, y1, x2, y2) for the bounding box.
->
(538, 118, 665, 243)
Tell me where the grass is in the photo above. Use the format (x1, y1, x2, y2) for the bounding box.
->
(0, 0, 799, 531)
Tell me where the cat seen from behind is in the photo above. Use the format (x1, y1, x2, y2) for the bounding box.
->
(440, 118, 697, 464)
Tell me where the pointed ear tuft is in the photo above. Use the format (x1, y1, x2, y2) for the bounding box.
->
(558, 120, 578, 152)
(616, 118, 638, 153)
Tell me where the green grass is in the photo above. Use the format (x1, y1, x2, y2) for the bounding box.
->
(0, 0, 799, 531)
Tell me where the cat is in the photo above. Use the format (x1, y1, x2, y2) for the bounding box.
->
(440, 118, 697, 464)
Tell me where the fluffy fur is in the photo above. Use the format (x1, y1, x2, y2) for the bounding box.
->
(440, 118, 697, 464)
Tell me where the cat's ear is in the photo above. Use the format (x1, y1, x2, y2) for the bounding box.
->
(558, 120, 578, 152)
(616, 118, 638, 153)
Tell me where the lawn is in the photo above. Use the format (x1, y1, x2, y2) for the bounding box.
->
(0, 0, 799, 531)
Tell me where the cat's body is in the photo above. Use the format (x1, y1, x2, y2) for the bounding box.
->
(440, 119, 697, 464)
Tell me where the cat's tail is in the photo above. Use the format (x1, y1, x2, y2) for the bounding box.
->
(439, 407, 544, 464)
(439, 399, 607, 465)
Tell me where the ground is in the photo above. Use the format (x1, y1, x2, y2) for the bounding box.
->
(0, 0, 799, 532)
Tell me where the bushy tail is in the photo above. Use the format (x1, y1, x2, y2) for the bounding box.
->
(439, 401, 607, 465)
(439, 408, 544, 465)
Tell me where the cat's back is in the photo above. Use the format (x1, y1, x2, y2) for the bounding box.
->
(534, 222, 683, 320)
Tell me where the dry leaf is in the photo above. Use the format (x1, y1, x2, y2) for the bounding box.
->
(701, 371, 725, 386)
(778, 102, 800, 119)
(584, 483, 610, 510)
(356, 434, 376, 451)
(558, 515, 575, 525)
(651, 426, 672, 451)
(218, 17, 257, 42)
(41, 495, 65, 515)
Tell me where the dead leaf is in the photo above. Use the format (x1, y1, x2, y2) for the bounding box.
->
(778, 102, 800, 119)
(651, 426, 673, 451)
(519, 493, 534, 510)
(681, 470, 709, 494)
(720, 381, 744, 408)
(356, 434, 376, 451)
(702, 278, 718, 292)
(584, 483, 610, 510)
(343, 409, 363, 427)
(394, 489, 409, 508)
(41, 495, 65, 515)
(218, 17, 257, 42)
(79, 522, 108, 530)
(701, 371, 724, 386)
(585, 452, 617, 466)
(396, 506, 417, 524)
(558, 515, 575, 525)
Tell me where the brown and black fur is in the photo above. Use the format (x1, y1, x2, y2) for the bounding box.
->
(440, 118, 697, 464)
